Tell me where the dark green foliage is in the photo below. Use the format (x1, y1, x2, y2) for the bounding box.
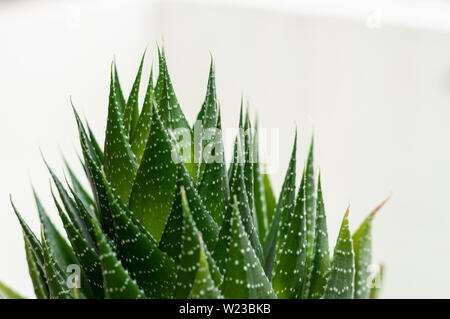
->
(323, 208, 355, 299)
(6, 50, 384, 299)
(263, 132, 297, 278)
(307, 173, 331, 298)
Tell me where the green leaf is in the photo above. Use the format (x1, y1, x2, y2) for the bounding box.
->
(129, 107, 177, 242)
(228, 137, 263, 264)
(220, 198, 276, 299)
(35, 183, 94, 298)
(24, 237, 49, 299)
(155, 48, 190, 132)
(353, 195, 389, 299)
(11, 198, 44, 266)
(193, 102, 204, 175)
(227, 101, 243, 183)
(51, 189, 104, 298)
(42, 165, 96, 250)
(113, 61, 127, 115)
(198, 110, 229, 227)
(271, 169, 307, 299)
(86, 121, 104, 165)
(124, 51, 145, 139)
(276, 145, 300, 251)
(305, 136, 316, 258)
(189, 241, 223, 299)
(11, 201, 54, 298)
(62, 156, 96, 213)
(263, 170, 277, 228)
(40, 230, 72, 299)
(103, 173, 177, 298)
(0, 281, 25, 299)
(72, 105, 114, 239)
(307, 173, 331, 299)
(66, 183, 97, 247)
(212, 204, 232, 273)
(323, 208, 355, 299)
(32, 188, 80, 278)
(155, 48, 197, 179)
(175, 187, 221, 298)
(160, 160, 222, 262)
(91, 215, 146, 299)
(263, 132, 297, 277)
(243, 109, 256, 229)
(103, 66, 138, 202)
(301, 136, 316, 296)
(197, 59, 219, 179)
(253, 118, 268, 243)
(353, 218, 372, 299)
(177, 163, 220, 252)
(131, 66, 154, 163)
(194, 102, 205, 128)
(159, 191, 183, 262)
(201, 59, 219, 133)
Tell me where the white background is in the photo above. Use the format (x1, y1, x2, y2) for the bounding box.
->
(1, 0, 450, 298)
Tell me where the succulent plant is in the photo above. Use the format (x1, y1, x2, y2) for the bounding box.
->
(1, 49, 387, 299)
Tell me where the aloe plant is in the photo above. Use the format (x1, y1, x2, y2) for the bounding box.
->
(1, 49, 387, 299)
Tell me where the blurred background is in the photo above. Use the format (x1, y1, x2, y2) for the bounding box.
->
(1, 0, 450, 298)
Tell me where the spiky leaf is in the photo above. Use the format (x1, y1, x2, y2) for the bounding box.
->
(40, 231, 72, 299)
(353, 216, 373, 299)
(243, 110, 256, 228)
(271, 170, 307, 299)
(131, 66, 154, 163)
(159, 193, 183, 262)
(11, 199, 44, 265)
(253, 119, 268, 242)
(263, 170, 277, 227)
(63, 157, 95, 213)
(104, 174, 177, 298)
(305, 137, 316, 257)
(155, 48, 197, 179)
(213, 204, 232, 273)
(66, 183, 97, 247)
(113, 61, 127, 114)
(323, 208, 355, 299)
(302, 137, 316, 296)
(103, 68, 138, 202)
(263, 132, 297, 277)
(307, 173, 331, 299)
(221, 199, 276, 299)
(123, 51, 145, 139)
(24, 237, 48, 299)
(73, 106, 114, 238)
(198, 59, 219, 178)
(197, 111, 229, 226)
(32, 189, 79, 278)
(51, 190, 104, 298)
(91, 215, 146, 299)
(353, 196, 389, 299)
(228, 138, 263, 264)
(129, 107, 177, 242)
(188, 241, 223, 299)
(175, 187, 221, 298)
(86, 122, 105, 165)
(177, 163, 219, 252)
(41, 165, 96, 250)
